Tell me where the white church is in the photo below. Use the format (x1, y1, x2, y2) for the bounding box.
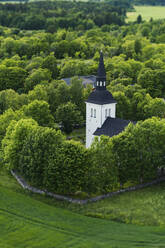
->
(86, 52, 131, 148)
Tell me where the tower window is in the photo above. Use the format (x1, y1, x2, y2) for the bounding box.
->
(105, 109, 107, 118)
(94, 109, 96, 118)
(109, 109, 111, 117)
(91, 108, 93, 117)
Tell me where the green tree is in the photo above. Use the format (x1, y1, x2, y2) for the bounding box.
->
(44, 140, 90, 194)
(2, 119, 64, 187)
(60, 60, 90, 78)
(89, 136, 118, 193)
(143, 98, 165, 119)
(24, 68, 51, 92)
(137, 14, 142, 24)
(22, 100, 54, 127)
(0, 66, 27, 92)
(28, 84, 48, 103)
(0, 108, 24, 144)
(47, 81, 70, 115)
(69, 76, 85, 116)
(55, 102, 83, 133)
(134, 39, 142, 55)
(41, 54, 59, 79)
(0, 89, 27, 114)
(113, 91, 131, 119)
(112, 118, 165, 184)
(2, 118, 38, 170)
(54, 40, 70, 59)
(138, 68, 165, 97)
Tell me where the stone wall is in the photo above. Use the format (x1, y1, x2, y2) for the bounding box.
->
(11, 170, 165, 205)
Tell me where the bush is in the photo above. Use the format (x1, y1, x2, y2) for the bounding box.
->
(2, 119, 64, 186)
(44, 140, 90, 194)
(88, 136, 119, 194)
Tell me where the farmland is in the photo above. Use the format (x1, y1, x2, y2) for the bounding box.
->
(127, 5, 165, 22)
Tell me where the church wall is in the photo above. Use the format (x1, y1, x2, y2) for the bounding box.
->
(101, 103, 116, 124)
(86, 102, 102, 148)
(86, 102, 117, 148)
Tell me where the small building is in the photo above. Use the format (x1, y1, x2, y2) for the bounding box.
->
(86, 52, 132, 148)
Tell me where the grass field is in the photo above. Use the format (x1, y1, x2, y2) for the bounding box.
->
(1, 170, 165, 247)
(76, 183, 165, 226)
(127, 6, 165, 22)
(2, 169, 165, 247)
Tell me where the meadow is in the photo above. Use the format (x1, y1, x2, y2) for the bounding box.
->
(127, 5, 165, 22)
(1, 169, 165, 247)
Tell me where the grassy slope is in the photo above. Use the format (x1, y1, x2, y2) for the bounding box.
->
(1, 170, 165, 247)
(127, 6, 165, 22)
(76, 182, 165, 226)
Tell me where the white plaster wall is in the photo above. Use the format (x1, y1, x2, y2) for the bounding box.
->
(86, 103, 102, 148)
(101, 103, 116, 124)
(86, 102, 117, 148)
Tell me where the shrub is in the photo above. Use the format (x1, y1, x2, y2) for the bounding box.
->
(44, 140, 90, 194)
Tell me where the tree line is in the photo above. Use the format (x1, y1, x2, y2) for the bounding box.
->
(0, 1, 126, 31)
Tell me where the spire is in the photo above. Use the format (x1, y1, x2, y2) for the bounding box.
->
(96, 51, 106, 90)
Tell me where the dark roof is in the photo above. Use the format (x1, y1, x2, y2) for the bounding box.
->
(97, 51, 106, 81)
(62, 75, 96, 87)
(86, 89, 117, 105)
(93, 117, 133, 137)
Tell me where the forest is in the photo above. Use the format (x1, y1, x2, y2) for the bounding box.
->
(0, 1, 127, 30)
(0, 1, 165, 195)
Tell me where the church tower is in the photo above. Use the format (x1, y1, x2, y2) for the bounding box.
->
(86, 52, 117, 148)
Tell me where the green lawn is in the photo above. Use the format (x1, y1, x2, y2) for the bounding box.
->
(127, 6, 165, 22)
(1, 169, 165, 247)
(75, 182, 165, 226)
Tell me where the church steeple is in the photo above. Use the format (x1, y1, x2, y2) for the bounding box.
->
(96, 51, 106, 90)
(86, 50, 117, 148)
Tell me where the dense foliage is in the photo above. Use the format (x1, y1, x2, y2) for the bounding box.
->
(2, 116, 165, 194)
(0, 1, 165, 195)
(0, 1, 126, 31)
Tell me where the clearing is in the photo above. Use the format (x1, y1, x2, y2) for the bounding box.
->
(127, 6, 165, 22)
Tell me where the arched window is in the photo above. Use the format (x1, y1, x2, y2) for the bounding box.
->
(91, 108, 93, 117)
(94, 109, 96, 118)
(105, 109, 107, 118)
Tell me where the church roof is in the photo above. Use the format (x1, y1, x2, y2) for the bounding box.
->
(62, 75, 96, 87)
(86, 89, 117, 105)
(93, 117, 133, 137)
(86, 51, 116, 105)
(97, 51, 106, 82)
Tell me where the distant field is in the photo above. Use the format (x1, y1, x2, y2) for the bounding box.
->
(127, 6, 165, 22)
(1, 170, 165, 248)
